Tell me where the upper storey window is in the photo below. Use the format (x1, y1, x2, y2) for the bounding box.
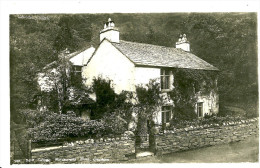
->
(71, 65, 83, 86)
(160, 69, 171, 90)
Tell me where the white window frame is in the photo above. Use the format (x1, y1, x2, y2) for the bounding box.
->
(73, 65, 82, 77)
(197, 102, 203, 118)
(73, 65, 82, 73)
(161, 105, 172, 124)
(160, 69, 171, 91)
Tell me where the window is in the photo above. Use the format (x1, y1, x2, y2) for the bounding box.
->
(161, 106, 172, 124)
(74, 65, 82, 73)
(73, 66, 82, 78)
(161, 69, 171, 90)
(197, 102, 203, 117)
(72, 65, 82, 86)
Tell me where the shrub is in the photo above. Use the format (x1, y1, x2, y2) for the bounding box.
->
(102, 112, 128, 136)
(91, 77, 135, 127)
(217, 103, 235, 117)
(91, 77, 116, 119)
(21, 110, 111, 142)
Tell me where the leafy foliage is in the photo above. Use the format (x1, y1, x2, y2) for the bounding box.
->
(39, 49, 92, 114)
(90, 77, 116, 119)
(168, 69, 218, 120)
(53, 15, 91, 53)
(181, 13, 257, 114)
(91, 77, 133, 122)
(10, 15, 58, 122)
(10, 14, 93, 121)
(102, 112, 128, 135)
(134, 80, 163, 136)
(20, 109, 126, 142)
(92, 77, 116, 107)
(135, 80, 162, 108)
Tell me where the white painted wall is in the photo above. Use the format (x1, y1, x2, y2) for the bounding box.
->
(134, 67, 160, 86)
(134, 67, 174, 90)
(82, 40, 135, 94)
(196, 91, 219, 116)
(153, 107, 162, 125)
(69, 47, 95, 66)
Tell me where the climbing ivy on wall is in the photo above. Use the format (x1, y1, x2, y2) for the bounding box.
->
(169, 69, 218, 120)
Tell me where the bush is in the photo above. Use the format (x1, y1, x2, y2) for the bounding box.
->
(102, 112, 128, 136)
(217, 103, 235, 117)
(20, 109, 117, 142)
(91, 77, 131, 119)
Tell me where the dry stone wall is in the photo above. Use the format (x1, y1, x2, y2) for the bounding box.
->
(30, 118, 259, 163)
(31, 136, 135, 163)
(155, 118, 259, 155)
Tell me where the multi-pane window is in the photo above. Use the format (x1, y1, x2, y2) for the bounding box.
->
(74, 65, 82, 73)
(160, 69, 171, 90)
(161, 106, 172, 124)
(73, 66, 82, 77)
(197, 102, 203, 117)
(72, 66, 82, 85)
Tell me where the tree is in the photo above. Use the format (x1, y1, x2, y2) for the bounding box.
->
(39, 49, 91, 114)
(10, 15, 58, 122)
(181, 13, 257, 111)
(90, 77, 133, 123)
(53, 15, 92, 53)
(133, 80, 164, 148)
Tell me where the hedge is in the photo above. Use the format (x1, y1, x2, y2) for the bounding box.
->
(21, 109, 127, 142)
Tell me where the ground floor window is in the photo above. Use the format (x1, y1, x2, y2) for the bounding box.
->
(197, 102, 203, 117)
(161, 106, 172, 124)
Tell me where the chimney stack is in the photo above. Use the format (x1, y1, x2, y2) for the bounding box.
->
(176, 34, 190, 52)
(100, 18, 119, 43)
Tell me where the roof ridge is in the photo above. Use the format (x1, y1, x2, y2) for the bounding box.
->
(118, 40, 178, 49)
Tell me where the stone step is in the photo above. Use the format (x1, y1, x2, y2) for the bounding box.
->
(136, 151, 154, 158)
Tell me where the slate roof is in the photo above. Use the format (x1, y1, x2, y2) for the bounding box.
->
(111, 40, 218, 71)
(43, 47, 95, 71)
(70, 47, 95, 66)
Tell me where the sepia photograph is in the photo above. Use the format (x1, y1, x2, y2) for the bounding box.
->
(1, 0, 259, 167)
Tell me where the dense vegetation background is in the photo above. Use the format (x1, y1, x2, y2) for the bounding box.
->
(10, 13, 258, 122)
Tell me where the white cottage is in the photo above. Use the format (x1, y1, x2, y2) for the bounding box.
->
(81, 18, 219, 126)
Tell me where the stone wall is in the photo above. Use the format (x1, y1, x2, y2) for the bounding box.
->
(30, 118, 259, 163)
(31, 136, 135, 163)
(155, 118, 259, 155)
